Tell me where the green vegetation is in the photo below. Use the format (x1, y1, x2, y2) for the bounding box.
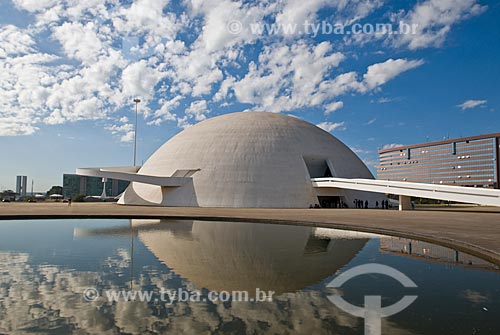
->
(46, 186, 63, 196)
(24, 196, 37, 202)
(72, 194, 86, 202)
(0, 190, 16, 201)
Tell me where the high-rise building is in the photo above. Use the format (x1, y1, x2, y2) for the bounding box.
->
(62, 174, 129, 199)
(378, 133, 500, 189)
(16, 176, 28, 197)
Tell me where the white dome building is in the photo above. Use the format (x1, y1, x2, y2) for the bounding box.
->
(118, 112, 382, 208)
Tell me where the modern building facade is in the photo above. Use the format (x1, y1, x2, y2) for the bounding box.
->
(378, 133, 500, 189)
(62, 174, 129, 199)
(16, 175, 28, 197)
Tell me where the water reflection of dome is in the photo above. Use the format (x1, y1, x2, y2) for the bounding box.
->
(134, 220, 368, 294)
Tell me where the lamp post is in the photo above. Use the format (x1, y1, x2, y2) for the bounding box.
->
(133, 98, 141, 166)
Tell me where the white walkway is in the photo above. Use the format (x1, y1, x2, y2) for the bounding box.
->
(76, 166, 199, 187)
(312, 177, 500, 210)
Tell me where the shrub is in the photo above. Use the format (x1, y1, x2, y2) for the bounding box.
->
(72, 194, 86, 202)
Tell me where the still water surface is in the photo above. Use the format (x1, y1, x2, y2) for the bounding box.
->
(0, 219, 499, 334)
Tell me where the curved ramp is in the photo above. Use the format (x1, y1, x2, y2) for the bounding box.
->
(312, 177, 500, 210)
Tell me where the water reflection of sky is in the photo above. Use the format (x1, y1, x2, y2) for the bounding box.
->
(0, 219, 499, 334)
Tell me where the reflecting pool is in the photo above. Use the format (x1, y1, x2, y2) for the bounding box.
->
(0, 219, 499, 334)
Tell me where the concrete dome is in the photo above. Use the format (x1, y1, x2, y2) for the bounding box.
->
(120, 112, 381, 208)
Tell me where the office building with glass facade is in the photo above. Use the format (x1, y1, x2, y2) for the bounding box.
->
(16, 175, 28, 197)
(63, 174, 129, 199)
(378, 133, 500, 189)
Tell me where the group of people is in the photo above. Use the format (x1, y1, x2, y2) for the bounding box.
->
(354, 199, 391, 209)
(353, 199, 368, 209)
(377, 200, 390, 209)
(309, 199, 392, 209)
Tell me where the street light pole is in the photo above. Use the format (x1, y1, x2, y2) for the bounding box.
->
(133, 98, 141, 166)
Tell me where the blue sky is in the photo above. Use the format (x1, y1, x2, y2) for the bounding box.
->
(0, 0, 499, 191)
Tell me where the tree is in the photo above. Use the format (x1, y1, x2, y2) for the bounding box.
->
(24, 195, 37, 202)
(0, 190, 16, 201)
(46, 186, 63, 196)
(72, 194, 86, 202)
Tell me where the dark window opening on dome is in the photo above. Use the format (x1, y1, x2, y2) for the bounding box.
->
(304, 234, 331, 254)
(324, 166, 333, 177)
(303, 157, 332, 178)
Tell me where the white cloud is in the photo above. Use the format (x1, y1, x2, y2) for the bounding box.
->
(363, 58, 424, 90)
(456, 99, 487, 110)
(120, 131, 135, 143)
(213, 77, 235, 102)
(52, 22, 105, 65)
(376, 97, 396, 104)
(149, 96, 182, 125)
(232, 41, 345, 112)
(12, 0, 58, 12)
(317, 121, 345, 132)
(44, 97, 105, 125)
(112, 0, 179, 40)
(186, 100, 209, 121)
(42, 50, 125, 124)
(0, 121, 39, 136)
(165, 45, 223, 98)
(315, 72, 363, 102)
(324, 101, 344, 115)
(106, 119, 135, 143)
(396, 0, 487, 50)
(350, 146, 371, 154)
(0, 25, 36, 57)
(121, 60, 164, 103)
(275, 0, 382, 31)
(275, 0, 328, 27)
(382, 143, 404, 149)
(0, 46, 61, 134)
(1, 0, 478, 140)
(196, 0, 273, 52)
